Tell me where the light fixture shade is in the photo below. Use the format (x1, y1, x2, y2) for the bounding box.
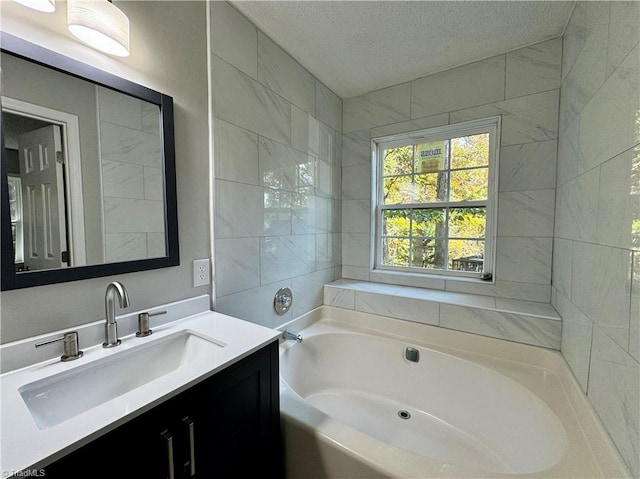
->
(13, 0, 55, 13)
(67, 0, 130, 57)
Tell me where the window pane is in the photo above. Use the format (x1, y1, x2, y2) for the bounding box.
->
(383, 209, 410, 237)
(451, 134, 489, 169)
(412, 208, 445, 237)
(414, 140, 447, 174)
(382, 237, 410, 266)
(449, 240, 485, 272)
(450, 168, 488, 201)
(383, 175, 414, 204)
(412, 237, 446, 270)
(383, 146, 413, 176)
(449, 207, 486, 238)
(414, 172, 449, 203)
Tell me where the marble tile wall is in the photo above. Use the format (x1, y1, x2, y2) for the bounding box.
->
(552, 2, 639, 476)
(324, 279, 561, 349)
(97, 87, 166, 262)
(341, 37, 562, 303)
(210, 2, 342, 328)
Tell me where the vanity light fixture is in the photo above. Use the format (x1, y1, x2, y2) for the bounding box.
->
(13, 0, 55, 13)
(67, 0, 130, 57)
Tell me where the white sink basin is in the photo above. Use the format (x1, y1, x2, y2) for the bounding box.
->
(19, 331, 225, 429)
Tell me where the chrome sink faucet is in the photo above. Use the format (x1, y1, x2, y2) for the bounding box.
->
(103, 281, 130, 348)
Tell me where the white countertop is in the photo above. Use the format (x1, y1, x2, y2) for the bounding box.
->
(0, 306, 280, 474)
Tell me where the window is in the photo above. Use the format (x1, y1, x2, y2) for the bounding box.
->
(372, 117, 500, 280)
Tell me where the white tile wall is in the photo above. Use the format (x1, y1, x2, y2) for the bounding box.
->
(596, 148, 639, 249)
(439, 305, 561, 349)
(105, 233, 147, 262)
(102, 160, 144, 199)
(370, 112, 449, 138)
(98, 87, 143, 130)
(411, 56, 506, 118)
(553, 3, 640, 475)
(505, 38, 562, 99)
(211, 2, 341, 329)
(324, 281, 561, 349)
(143, 167, 163, 201)
(588, 326, 639, 476)
(606, 2, 640, 75)
(450, 90, 559, 146)
(341, 37, 562, 304)
(258, 31, 316, 116)
(103, 198, 164, 233)
(316, 80, 343, 132)
(214, 237, 261, 297)
(99, 86, 166, 262)
(495, 237, 552, 285)
(212, 55, 291, 145)
(555, 290, 593, 391)
(555, 167, 600, 242)
(630, 252, 639, 363)
(579, 42, 639, 173)
(355, 291, 439, 326)
(146, 232, 165, 258)
(100, 122, 162, 167)
(209, 1, 258, 79)
(260, 235, 316, 284)
(497, 190, 555, 237)
(499, 140, 558, 192)
(213, 118, 259, 185)
(571, 243, 632, 352)
(343, 83, 411, 133)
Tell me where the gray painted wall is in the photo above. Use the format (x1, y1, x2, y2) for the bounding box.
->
(0, 1, 211, 343)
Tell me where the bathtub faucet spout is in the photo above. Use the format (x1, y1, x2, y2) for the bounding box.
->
(282, 329, 303, 343)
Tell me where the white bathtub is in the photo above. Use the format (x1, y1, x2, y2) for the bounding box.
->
(279, 306, 630, 479)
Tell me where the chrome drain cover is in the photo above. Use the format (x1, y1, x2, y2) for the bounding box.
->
(398, 410, 411, 420)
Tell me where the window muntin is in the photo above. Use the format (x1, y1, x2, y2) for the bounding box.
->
(373, 117, 499, 279)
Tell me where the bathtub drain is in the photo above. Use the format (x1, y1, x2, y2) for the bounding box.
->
(398, 410, 411, 420)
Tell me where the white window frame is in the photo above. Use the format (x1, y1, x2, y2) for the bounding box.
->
(371, 116, 501, 281)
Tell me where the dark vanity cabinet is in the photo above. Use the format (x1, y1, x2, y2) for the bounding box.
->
(40, 341, 281, 479)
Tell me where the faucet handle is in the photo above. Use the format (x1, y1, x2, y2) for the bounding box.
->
(136, 310, 167, 337)
(35, 331, 84, 362)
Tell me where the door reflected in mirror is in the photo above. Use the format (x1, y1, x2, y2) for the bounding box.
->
(2, 52, 167, 273)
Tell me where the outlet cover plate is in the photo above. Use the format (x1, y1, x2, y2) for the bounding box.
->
(193, 259, 210, 287)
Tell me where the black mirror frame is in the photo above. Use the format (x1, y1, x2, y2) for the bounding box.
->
(1, 33, 179, 290)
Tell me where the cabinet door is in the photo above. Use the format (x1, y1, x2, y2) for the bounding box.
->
(41, 407, 165, 479)
(186, 342, 281, 478)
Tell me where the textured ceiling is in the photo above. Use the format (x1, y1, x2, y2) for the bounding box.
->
(232, 1, 575, 98)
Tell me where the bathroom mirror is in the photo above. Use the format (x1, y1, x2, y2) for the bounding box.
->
(1, 33, 179, 290)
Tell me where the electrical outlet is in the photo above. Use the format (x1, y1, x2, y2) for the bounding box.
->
(193, 258, 210, 287)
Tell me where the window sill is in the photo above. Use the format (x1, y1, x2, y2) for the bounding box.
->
(370, 268, 494, 288)
(323, 279, 561, 349)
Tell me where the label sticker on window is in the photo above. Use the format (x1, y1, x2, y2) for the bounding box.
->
(416, 141, 445, 173)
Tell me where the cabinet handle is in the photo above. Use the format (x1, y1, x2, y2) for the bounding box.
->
(182, 417, 196, 476)
(160, 430, 175, 479)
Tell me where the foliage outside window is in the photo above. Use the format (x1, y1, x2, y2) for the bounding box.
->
(373, 117, 500, 279)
